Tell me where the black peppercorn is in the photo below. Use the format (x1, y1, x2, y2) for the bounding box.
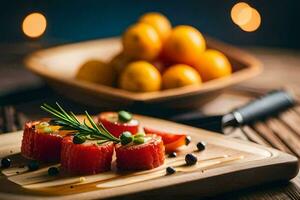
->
(196, 141, 206, 151)
(168, 152, 177, 158)
(28, 161, 39, 171)
(185, 153, 198, 166)
(166, 167, 176, 175)
(1, 158, 11, 168)
(48, 167, 59, 176)
(185, 136, 191, 145)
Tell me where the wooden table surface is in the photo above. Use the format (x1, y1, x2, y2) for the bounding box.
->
(0, 43, 300, 199)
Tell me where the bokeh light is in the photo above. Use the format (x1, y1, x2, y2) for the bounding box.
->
(231, 2, 251, 25)
(231, 2, 261, 32)
(240, 8, 261, 32)
(235, 6, 253, 26)
(22, 13, 47, 38)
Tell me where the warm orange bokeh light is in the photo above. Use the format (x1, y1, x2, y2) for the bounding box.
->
(240, 8, 261, 32)
(235, 6, 253, 26)
(231, 2, 261, 32)
(231, 2, 250, 25)
(22, 13, 47, 38)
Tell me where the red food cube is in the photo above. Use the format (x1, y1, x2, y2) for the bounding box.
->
(98, 112, 139, 138)
(115, 135, 165, 170)
(61, 136, 114, 175)
(21, 121, 63, 162)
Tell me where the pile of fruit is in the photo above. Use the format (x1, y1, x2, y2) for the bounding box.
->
(76, 12, 232, 92)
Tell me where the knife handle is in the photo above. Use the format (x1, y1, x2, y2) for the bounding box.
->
(229, 90, 295, 125)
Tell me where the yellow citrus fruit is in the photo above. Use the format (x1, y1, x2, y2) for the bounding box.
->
(122, 23, 162, 60)
(139, 12, 172, 43)
(76, 60, 116, 86)
(162, 64, 202, 89)
(108, 52, 134, 75)
(119, 61, 161, 92)
(164, 25, 206, 65)
(193, 49, 232, 81)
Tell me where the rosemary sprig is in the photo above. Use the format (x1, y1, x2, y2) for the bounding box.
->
(40, 103, 120, 143)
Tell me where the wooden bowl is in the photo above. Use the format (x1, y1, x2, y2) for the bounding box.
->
(25, 37, 262, 109)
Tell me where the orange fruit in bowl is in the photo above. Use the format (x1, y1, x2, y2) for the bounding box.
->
(76, 60, 116, 86)
(139, 12, 172, 43)
(151, 56, 174, 73)
(108, 52, 134, 75)
(119, 61, 161, 92)
(162, 64, 202, 89)
(122, 23, 162, 60)
(193, 49, 232, 81)
(163, 25, 206, 65)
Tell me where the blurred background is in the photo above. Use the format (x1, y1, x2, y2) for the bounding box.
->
(1, 0, 300, 117)
(1, 0, 300, 48)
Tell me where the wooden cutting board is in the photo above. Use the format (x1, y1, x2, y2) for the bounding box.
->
(0, 115, 298, 200)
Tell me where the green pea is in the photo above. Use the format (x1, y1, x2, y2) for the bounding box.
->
(43, 127, 53, 133)
(133, 136, 145, 144)
(36, 121, 49, 129)
(120, 131, 133, 145)
(134, 132, 145, 138)
(118, 111, 132, 122)
(73, 135, 86, 144)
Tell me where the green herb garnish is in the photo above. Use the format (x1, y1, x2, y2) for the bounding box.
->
(118, 110, 132, 122)
(40, 103, 120, 144)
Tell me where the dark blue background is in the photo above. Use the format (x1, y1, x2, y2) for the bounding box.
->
(1, 0, 300, 48)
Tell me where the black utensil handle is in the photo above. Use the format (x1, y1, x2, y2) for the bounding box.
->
(231, 90, 295, 125)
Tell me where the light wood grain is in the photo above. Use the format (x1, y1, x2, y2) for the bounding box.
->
(241, 126, 271, 147)
(280, 110, 300, 138)
(252, 122, 292, 154)
(24, 37, 262, 109)
(266, 119, 300, 157)
(0, 115, 298, 200)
